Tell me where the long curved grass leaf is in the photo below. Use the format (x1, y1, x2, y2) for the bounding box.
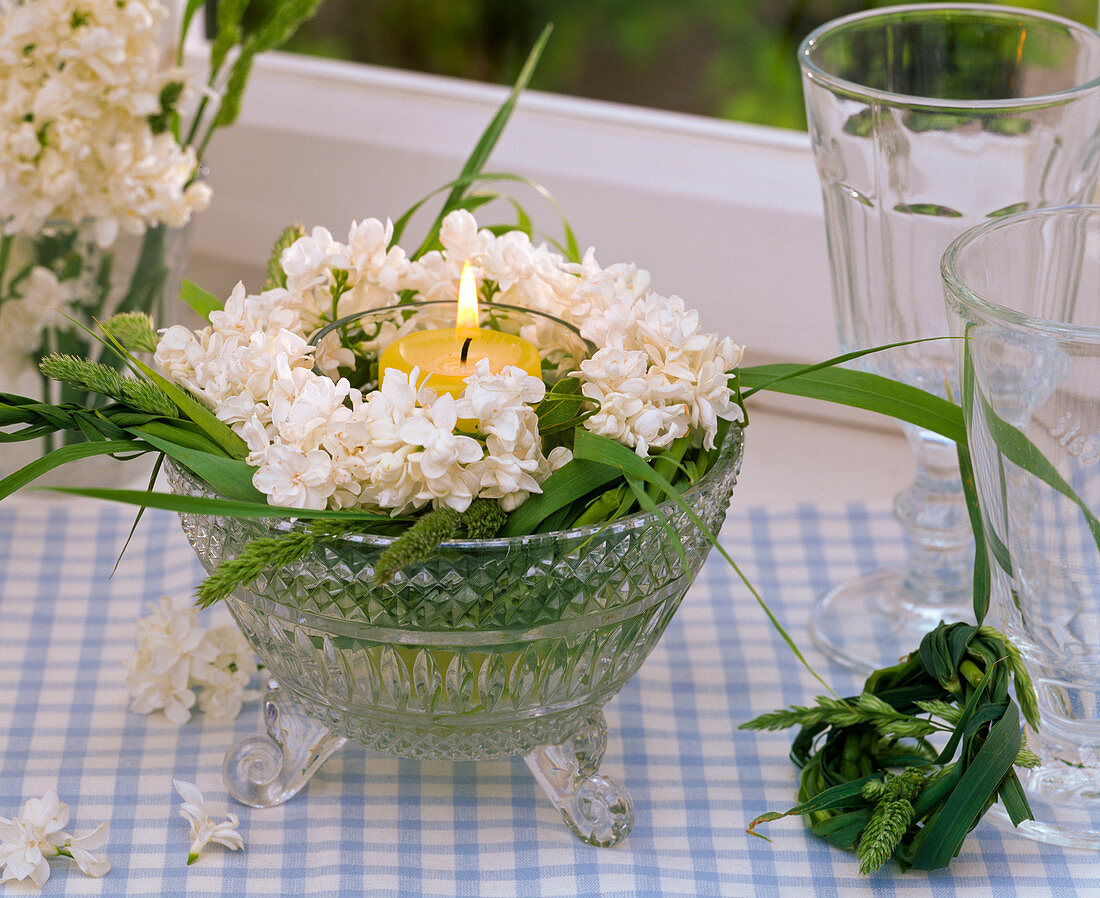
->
(176, 0, 206, 60)
(740, 364, 966, 446)
(392, 172, 578, 262)
(408, 25, 553, 259)
(134, 430, 264, 503)
(0, 441, 151, 501)
(572, 428, 833, 695)
(111, 454, 164, 578)
(129, 420, 227, 456)
(956, 444, 990, 625)
(625, 474, 686, 569)
(975, 387, 1100, 551)
(499, 458, 620, 537)
(180, 280, 223, 321)
(45, 487, 394, 522)
(748, 774, 878, 837)
(101, 331, 247, 460)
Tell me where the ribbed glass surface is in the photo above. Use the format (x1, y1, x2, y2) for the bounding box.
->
(171, 428, 742, 759)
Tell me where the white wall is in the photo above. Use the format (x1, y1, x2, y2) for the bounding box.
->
(186, 47, 836, 367)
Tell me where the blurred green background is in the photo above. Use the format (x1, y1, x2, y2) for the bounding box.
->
(261, 0, 1098, 130)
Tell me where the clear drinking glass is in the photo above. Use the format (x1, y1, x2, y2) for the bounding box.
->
(943, 205, 1100, 849)
(799, 4, 1100, 670)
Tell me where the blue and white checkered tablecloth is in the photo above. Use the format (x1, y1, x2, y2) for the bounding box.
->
(1, 493, 1097, 897)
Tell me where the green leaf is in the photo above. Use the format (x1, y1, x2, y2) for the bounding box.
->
(392, 172, 578, 262)
(572, 427, 832, 695)
(264, 225, 306, 290)
(747, 775, 879, 836)
(46, 487, 393, 522)
(905, 703, 1022, 869)
(134, 430, 264, 503)
(129, 420, 226, 456)
(407, 24, 553, 259)
(180, 280, 224, 321)
(0, 441, 151, 501)
(740, 364, 966, 446)
(210, 0, 248, 74)
(974, 386, 1100, 551)
(176, 0, 207, 61)
(956, 443, 990, 625)
(499, 458, 620, 537)
(625, 474, 687, 570)
(101, 330, 247, 460)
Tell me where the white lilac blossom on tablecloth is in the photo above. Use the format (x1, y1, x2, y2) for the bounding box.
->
(125, 595, 260, 723)
(153, 210, 745, 515)
(173, 781, 244, 865)
(0, 791, 109, 888)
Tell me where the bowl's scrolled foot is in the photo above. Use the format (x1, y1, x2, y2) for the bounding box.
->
(523, 710, 634, 847)
(223, 678, 347, 808)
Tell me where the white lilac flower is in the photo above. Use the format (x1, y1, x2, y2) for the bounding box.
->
(346, 218, 409, 292)
(152, 209, 743, 513)
(280, 226, 350, 295)
(438, 209, 493, 268)
(252, 443, 335, 510)
(124, 595, 212, 724)
(0, 267, 77, 377)
(173, 781, 244, 865)
(456, 359, 546, 445)
(0, 0, 209, 244)
(397, 391, 483, 512)
(125, 598, 259, 724)
(270, 374, 354, 453)
(0, 791, 110, 887)
(191, 625, 261, 721)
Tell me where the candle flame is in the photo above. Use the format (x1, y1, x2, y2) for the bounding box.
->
(456, 261, 479, 330)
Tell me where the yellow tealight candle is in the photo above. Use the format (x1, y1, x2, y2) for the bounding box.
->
(378, 262, 541, 399)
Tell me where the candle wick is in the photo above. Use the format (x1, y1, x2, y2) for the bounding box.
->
(460, 336, 473, 364)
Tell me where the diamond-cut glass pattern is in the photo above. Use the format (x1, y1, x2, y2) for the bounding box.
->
(171, 428, 742, 759)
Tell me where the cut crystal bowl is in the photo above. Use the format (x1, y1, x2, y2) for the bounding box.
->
(169, 426, 742, 846)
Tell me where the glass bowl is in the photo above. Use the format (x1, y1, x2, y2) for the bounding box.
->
(168, 424, 743, 845)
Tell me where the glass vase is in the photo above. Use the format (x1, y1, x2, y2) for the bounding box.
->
(169, 425, 743, 847)
(0, 221, 191, 485)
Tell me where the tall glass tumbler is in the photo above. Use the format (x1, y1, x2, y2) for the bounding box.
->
(943, 205, 1100, 849)
(800, 4, 1100, 671)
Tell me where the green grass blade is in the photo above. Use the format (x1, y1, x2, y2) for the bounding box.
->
(408, 25, 552, 258)
(572, 428, 833, 695)
(104, 334, 247, 460)
(180, 280, 224, 321)
(739, 339, 950, 399)
(906, 702, 1022, 869)
(176, 0, 206, 60)
(741, 364, 966, 446)
(0, 441, 151, 501)
(975, 387, 1100, 552)
(45, 487, 394, 522)
(956, 443, 991, 625)
(499, 458, 620, 536)
(129, 420, 228, 456)
(110, 454, 164, 578)
(625, 474, 687, 570)
(134, 430, 264, 503)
